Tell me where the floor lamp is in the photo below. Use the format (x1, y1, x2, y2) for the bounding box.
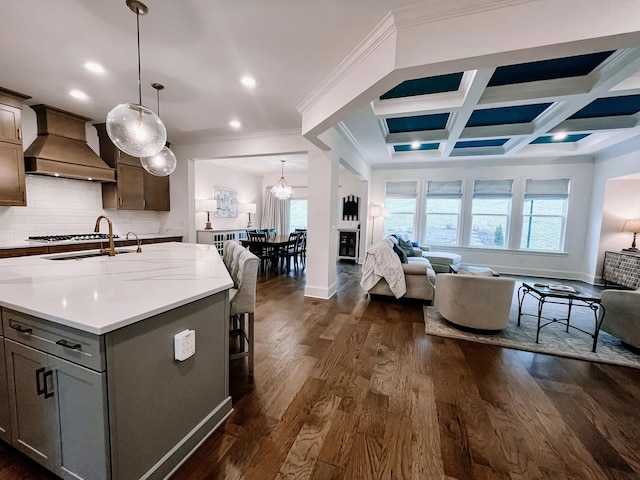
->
(370, 205, 389, 244)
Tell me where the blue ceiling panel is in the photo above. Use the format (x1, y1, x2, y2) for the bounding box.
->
(380, 73, 464, 100)
(394, 143, 440, 152)
(386, 113, 449, 133)
(455, 139, 509, 148)
(531, 133, 590, 144)
(488, 51, 614, 87)
(569, 94, 640, 119)
(466, 103, 552, 127)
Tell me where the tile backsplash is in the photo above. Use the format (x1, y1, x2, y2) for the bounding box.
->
(0, 175, 169, 243)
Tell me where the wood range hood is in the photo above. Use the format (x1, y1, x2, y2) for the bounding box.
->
(23, 104, 115, 182)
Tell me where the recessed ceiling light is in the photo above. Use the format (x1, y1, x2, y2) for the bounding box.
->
(553, 132, 567, 141)
(84, 62, 104, 74)
(70, 89, 88, 100)
(240, 76, 257, 88)
(229, 120, 242, 129)
(411, 141, 421, 149)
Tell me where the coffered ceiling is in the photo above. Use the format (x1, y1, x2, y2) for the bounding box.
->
(341, 46, 640, 168)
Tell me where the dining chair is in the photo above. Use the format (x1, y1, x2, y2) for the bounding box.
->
(228, 247, 259, 376)
(247, 231, 271, 273)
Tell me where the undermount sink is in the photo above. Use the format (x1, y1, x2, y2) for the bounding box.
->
(44, 249, 135, 261)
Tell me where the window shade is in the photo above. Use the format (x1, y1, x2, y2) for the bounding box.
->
(524, 179, 570, 197)
(426, 180, 463, 196)
(385, 181, 418, 196)
(473, 179, 513, 197)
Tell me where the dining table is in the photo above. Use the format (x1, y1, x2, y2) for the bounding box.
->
(240, 234, 296, 274)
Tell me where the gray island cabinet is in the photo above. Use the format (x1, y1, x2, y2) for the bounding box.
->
(0, 243, 233, 479)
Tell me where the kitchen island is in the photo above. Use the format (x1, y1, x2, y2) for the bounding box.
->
(0, 242, 233, 480)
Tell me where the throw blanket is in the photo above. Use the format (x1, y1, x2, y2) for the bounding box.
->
(360, 240, 406, 298)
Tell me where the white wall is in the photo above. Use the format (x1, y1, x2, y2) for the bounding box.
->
(587, 139, 640, 281)
(369, 157, 595, 281)
(194, 161, 263, 231)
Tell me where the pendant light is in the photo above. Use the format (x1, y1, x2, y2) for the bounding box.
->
(140, 83, 177, 176)
(271, 160, 294, 200)
(106, 0, 166, 158)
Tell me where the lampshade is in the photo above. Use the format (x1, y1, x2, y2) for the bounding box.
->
(140, 83, 176, 176)
(106, 0, 167, 158)
(141, 144, 177, 176)
(196, 199, 216, 213)
(271, 160, 293, 200)
(371, 206, 389, 218)
(623, 220, 640, 233)
(246, 203, 257, 214)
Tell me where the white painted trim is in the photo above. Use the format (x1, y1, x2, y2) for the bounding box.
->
(304, 282, 337, 300)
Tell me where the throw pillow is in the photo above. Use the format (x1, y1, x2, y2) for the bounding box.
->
(411, 242, 419, 248)
(396, 237, 415, 257)
(392, 245, 408, 263)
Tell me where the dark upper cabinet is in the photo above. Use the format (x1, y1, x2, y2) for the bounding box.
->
(94, 123, 170, 211)
(143, 172, 170, 211)
(0, 87, 30, 206)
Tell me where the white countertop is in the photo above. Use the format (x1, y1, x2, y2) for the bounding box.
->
(0, 242, 232, 335)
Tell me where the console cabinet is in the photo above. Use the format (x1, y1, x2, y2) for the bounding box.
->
(197, 229, 248, 256)
(95, 123, 170, 211)
(0, 87, 31, 206)
(602, 250, 640, 289)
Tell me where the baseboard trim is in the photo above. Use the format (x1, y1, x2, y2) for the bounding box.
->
(305, 282, 337, 299)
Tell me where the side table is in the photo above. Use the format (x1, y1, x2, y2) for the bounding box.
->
(517, 282, 605, 352)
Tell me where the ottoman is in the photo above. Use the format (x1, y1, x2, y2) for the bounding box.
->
(422, 251, 461, 273)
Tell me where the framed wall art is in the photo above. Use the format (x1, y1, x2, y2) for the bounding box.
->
(213, 186, 238, 218)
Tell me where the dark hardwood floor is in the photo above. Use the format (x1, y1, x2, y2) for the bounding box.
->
(2, 263, 639, 479)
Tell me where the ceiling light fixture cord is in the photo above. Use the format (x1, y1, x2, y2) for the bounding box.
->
(136, 7, 142, 105)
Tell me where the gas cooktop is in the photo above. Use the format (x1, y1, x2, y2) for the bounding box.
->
(28, 234, 120, 243)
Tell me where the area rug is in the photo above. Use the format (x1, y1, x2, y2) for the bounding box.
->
(424, 285, 640, 369)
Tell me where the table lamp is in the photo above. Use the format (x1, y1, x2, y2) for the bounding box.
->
(196, 199, 217, 230)
(244, 203, 256, 228)
(623, 219, 640, 252)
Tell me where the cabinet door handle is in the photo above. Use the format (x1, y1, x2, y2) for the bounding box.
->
(56, 339, 81, 350)
(10, 323, 33, 334)
(17, 128, 21, 140)
(36, 367, 46, 396)
(43, 370, 54, 399)
(119, 197, 123, 207)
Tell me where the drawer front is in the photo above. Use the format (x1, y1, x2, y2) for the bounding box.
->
(1, 309, 105, 372)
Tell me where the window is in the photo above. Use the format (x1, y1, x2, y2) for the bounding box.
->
(383, 181, 417, 238)
(470, 179, 513, 248)
(289, 198, 307, 232)
(424, 180, 463, 245)
(521, 179, 569, 251)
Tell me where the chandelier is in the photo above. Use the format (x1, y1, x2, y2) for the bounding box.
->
(140, 83, 177, 176)
(106, 0, 166, 158)
(271, 160, 293, 200)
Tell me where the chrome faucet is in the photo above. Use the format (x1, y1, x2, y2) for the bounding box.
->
(94, 215, 115, 256)
(126, 231, 142, 253)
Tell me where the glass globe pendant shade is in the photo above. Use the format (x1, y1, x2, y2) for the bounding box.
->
(140, 145, 177, 176)
(106, 102, 167, 158)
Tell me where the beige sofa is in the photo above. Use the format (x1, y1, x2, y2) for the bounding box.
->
(600, 288, 640, 349)
(360, 238, 436, 301)
(434, 273, 515, 331)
